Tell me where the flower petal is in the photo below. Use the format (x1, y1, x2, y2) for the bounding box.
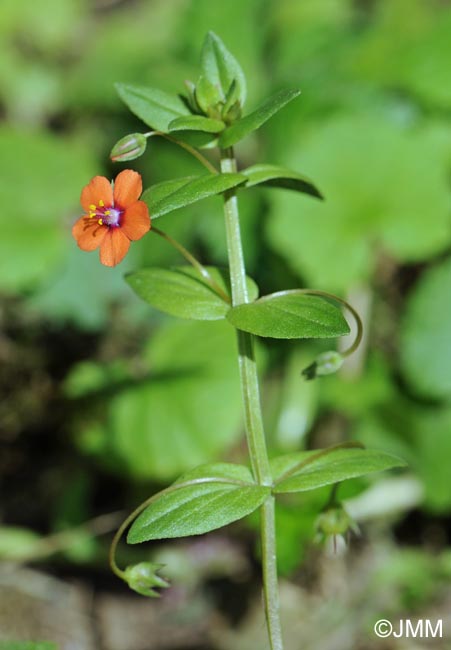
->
(81, 176, 113, 212)
(72, 216, 108, 251)
(113, 169, 143, 208)
(120, 201, 151, 241)
(99, 228, 130, 267)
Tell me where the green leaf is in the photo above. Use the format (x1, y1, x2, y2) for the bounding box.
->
(145, 176, 198, 208)
(142, 173, 247, 219)
(126, 266, 258, 320)
(115, 83, 190, 132)
(176, 462, 254, 484)
(272, 446, 407, 494)
(168, 115, 225, 133)
(241, 163, 322, 199)
(219, 89, 301, 148)
(226, 291, 349, 339)
(127, 463, 269, 542)
(197, 31, 246, 112)
(400, 257, 451, 399)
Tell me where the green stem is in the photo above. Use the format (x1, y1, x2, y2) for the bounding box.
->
(261, 497, 283, 648)
(220, 147, 283, 650)
(146, 131, 218, 174)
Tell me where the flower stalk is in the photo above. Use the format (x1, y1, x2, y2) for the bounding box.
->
(151, 226, 231, 304)
(146, 131, 218, 174)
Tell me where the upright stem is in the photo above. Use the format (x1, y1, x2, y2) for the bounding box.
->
(220, 147, 283, 650)
(220, 148, 271, 485)
(261, 497, 283, 647)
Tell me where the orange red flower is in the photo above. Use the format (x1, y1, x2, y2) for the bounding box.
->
(72, 170, 151, 267)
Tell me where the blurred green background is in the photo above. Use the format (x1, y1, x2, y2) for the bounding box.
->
(1, 1, 451, 648)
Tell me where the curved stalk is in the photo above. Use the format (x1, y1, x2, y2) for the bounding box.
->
(109, 476, 253, 579)
(220, 147, 283, 650)
(299, 289, 363, 357)
(151, 226, 231, 304)
(271, 289, 363, 357)
(146, 131, 218, 174)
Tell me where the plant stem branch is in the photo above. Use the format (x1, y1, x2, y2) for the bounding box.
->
(220, 147, 283, 650)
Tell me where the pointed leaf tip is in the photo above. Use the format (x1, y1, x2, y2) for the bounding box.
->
(219, 88, 301, 148)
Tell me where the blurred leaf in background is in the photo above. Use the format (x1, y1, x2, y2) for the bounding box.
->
(0, 127, 97, 291)
(267, 115, 451, 291)
(68, 320, 248, 481)
(0, 0, 84, 123)
(401, 257, 451, 400)
(346, 0, 451, 110)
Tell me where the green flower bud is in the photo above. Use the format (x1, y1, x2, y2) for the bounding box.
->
(195, 75, 223, 116)
(314, 503, 359, 554)
(184, 80, 202, 113)
(302, 351, 344, 381)
(223, 100, 242, 124)
(222, 79, 242, 123)
(123, 562, 170, 598)
(110, 133, 147, 162)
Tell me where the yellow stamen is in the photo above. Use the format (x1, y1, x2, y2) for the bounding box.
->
(89, 204, 96, 211)
(98, 219, 103, 225)
(104, 210, 111, 216)
(99, 199, 104, 207)
(89, 212, 96, 218)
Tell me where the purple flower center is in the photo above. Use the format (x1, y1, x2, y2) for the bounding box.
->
(101, 207, 122, 227)
(88, 201, 123, 228)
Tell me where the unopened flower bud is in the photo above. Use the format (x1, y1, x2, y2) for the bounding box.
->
(302, 351, 344, 380)
(223, 100, 242, 123)
(123, 562, 170, 597)
(222, 80, 242, 123)
(110, 133, 147, 162)
(184, 80, 201, 113)
(314, 504, 359, 554)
